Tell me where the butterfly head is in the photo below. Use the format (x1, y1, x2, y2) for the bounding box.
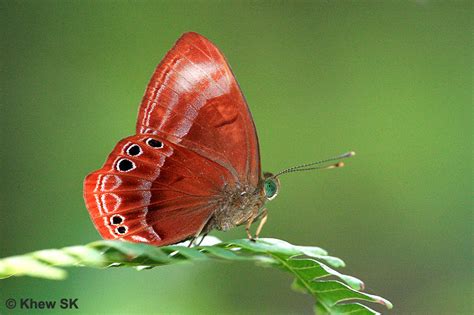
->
(263, 172, 280, 201)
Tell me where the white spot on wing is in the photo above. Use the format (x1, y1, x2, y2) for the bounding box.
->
(131, 235, 150, 243)
(100, 193, 121, 213)
(102, 216, 118, 238)
(94, 195, 104, 216)
(94, 174, 102, 192)
(100, 175, 122, 191)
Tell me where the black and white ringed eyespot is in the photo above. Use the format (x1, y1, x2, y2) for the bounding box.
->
(116, 158, 136, 172)
(146, 138, 163, 148)
(115, 225, 128, 235)
(110, 214, 125, 225)
(126, 144, 142, 156)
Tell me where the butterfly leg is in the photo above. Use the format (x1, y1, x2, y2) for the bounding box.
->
(196, 233, 208, 246)
(188, 214, 213, 247)
(245, 215, 256, 241)
(255, 208, 268, 239)
(187, 237, 197, 248)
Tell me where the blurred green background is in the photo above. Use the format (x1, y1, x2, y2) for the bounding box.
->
(1, 1, 472, 314)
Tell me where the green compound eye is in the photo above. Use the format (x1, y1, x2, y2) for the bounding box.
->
(264, 179, 278, 200)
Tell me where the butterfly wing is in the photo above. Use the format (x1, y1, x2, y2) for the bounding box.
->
(84, 135, 231, 245)
(84, 33, 261, 245)
(136, 32, 261, 187)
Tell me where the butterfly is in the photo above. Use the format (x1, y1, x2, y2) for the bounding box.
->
(83, 32, 354, 246)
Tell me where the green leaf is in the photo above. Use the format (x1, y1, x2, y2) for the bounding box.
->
(0, 256, 66, 280)
(0, 237, 392, 314)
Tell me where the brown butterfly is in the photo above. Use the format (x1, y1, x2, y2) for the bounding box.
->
(83, 32, 354, 246)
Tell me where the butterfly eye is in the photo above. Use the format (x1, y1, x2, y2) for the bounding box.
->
(110, 214, 124, 225)
(115, 226, 128, 235)
(116, 158, 136, 172)
(264, 178, 279, 201)
(146, 138, 163, 148)
(126, 144, 142, 156)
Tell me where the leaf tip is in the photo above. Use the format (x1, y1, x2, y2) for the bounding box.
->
(378, 297, 393, 309)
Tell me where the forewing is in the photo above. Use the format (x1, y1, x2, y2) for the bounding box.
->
(136, 32, 261, 187)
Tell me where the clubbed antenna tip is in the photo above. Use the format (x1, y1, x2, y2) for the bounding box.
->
(274, 150, 356, 177)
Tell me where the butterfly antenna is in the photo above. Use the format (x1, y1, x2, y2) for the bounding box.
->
(273, 151, 355, 178)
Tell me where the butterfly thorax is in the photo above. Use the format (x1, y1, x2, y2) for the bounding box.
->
(205, 182, 266, 232)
